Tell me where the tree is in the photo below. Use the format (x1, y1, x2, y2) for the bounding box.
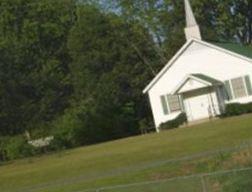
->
(67, 5, 158, 143)
(0, 0, 76, 135)
(215, 0, 252, 44)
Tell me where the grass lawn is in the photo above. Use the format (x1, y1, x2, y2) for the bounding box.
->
(100, 178, 203, 192)
(1, 114, 252, 192)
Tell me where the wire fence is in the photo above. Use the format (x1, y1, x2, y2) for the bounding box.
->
(76, 141, 252, 192)
(14, 140, 252, 192)
(80, 166, 252, 192)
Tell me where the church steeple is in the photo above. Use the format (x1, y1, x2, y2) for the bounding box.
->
(184, 0, 201, 41)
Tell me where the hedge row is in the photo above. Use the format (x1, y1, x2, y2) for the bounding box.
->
(159, 102, 252, 131)
(223, 102, 252, 117)
(159, 112, 187, 131)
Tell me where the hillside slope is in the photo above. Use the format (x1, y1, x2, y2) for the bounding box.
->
(1, 114, 252, 192)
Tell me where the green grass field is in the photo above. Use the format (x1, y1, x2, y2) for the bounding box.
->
(1, 114, 252, 192)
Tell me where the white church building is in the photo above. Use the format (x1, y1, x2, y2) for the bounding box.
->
(143, 0, 252, 132)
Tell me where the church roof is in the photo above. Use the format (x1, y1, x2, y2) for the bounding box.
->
(191, 74, 222, 85)
(171, 73, 222, 94)
(143, 39, 252, 94)
(214, 43, 252, 59)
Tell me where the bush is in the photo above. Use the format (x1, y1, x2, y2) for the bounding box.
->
(159, 112, 187, 131)
(224, 102, 252, 117)
(51, 108, 83, 150)
(0, 136, 37, 161)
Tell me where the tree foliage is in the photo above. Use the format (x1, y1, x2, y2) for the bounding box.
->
(67, 5, 158, 145)
(0, 0, 76, 135)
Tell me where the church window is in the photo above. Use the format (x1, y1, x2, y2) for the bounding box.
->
(160, 94, 181, 115)
(231, 77, 247, 99)
(167, 95, 181, 113)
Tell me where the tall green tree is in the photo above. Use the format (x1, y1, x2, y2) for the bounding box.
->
(67, 5, 159, 143)
(0, 0, 76, 135)
(215, 0, 252, 44)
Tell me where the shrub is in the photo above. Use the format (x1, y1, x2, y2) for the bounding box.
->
(224, 102, 252, 117)
(159, 112, 187, 131)
(0, 136, 37, 161)
(51, 109, 82, 150)
(138, 118, 155, 134)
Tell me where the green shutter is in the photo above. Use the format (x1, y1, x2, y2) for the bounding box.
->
(224, 80, 233, 100)
(160, 95, 169, 115)
(245, 75, 252, 95)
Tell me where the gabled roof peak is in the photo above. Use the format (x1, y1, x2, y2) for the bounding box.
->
(171, 73, 222, 94)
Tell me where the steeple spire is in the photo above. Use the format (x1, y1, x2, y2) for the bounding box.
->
(184, 0, 201, 40)
(185, 0, 197, 27)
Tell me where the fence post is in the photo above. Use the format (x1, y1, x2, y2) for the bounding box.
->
(201, 175, 207, 192)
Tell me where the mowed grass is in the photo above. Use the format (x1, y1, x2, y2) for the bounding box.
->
(1, 114, 252, 192)
(101, 178, 203, 192)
